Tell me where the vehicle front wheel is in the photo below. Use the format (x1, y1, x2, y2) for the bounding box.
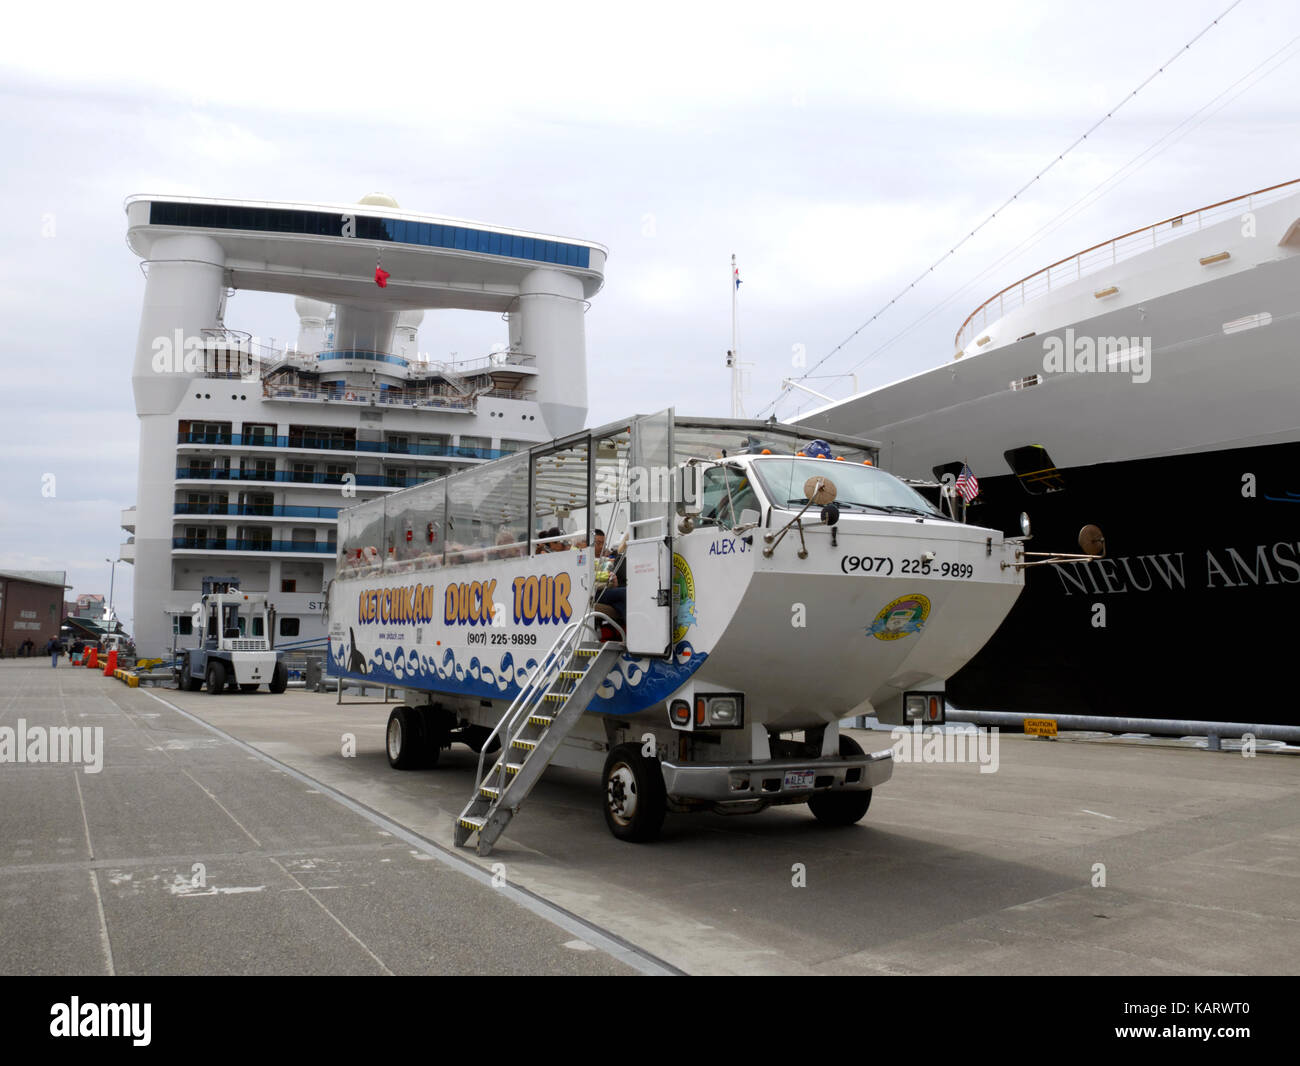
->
(205, 661, 226, 696)
(808, 734, 873, 826)
(602, 743, 667, 843)
(268, 662, 288, 694)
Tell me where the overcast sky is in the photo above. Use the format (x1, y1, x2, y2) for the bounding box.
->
(2, 0, 1298, 631)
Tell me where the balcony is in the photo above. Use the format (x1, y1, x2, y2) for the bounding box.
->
(119, 540, 136, 563)
(172, 537, 336, 554)
(261, 382, 476, 411)
(121, 507, 136, 533)
(176, 431, 508, 460)
(173, 502, 340, 519)
(175, 468, 438, 488)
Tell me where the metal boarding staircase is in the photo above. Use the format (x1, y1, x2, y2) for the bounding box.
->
(454, 611, 625, 856)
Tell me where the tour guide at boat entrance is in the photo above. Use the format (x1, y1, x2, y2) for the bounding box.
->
(326, 411, 1028, 853)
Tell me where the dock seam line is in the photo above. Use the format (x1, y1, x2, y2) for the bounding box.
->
(140, 690, 681, 976)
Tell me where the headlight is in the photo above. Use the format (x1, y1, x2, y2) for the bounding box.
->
(705, 694, 744, 729)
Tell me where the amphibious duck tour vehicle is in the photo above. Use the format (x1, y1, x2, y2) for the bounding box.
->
(327, 411, 1029, 851)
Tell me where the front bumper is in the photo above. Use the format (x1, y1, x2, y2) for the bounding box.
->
(659, 750, 893, 802)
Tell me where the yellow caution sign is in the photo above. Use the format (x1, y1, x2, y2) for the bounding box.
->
(1024, 718, 1058, 738)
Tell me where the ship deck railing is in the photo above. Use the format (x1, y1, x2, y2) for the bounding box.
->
(954, 178, 1300, 353)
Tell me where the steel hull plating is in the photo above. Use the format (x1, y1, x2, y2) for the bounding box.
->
(943, 440, 1300, 724)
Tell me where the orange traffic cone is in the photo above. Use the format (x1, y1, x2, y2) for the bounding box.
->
(103, 649, 118, 676)
(86, 647, 99, 669)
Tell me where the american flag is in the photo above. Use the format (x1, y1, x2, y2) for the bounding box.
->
(955, 463, 979, 502)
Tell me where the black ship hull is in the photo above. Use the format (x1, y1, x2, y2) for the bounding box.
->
(943, 439, 1300, 726)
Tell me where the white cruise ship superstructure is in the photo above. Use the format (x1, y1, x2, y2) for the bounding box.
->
(121, 193, 606, 658)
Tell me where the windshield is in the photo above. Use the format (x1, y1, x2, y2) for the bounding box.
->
(749, 458, 945, 518)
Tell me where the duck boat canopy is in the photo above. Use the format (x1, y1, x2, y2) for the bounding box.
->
(326, 410, 1026, 851)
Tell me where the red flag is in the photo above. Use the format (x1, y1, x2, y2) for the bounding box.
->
(375, 266, 390, 288)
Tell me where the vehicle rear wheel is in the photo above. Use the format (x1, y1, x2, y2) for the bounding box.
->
(268, 662, 288, 694)
(205, 661, 226, 696)
(602, 743, 667, 842)
(808, 735, 872, 826)
(386, 706, 425, 770)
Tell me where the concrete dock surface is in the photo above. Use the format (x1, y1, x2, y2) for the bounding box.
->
(1, 659, 1296, 975)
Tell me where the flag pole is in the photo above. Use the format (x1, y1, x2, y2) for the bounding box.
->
(960, 457, 968, 524)
(730, 253, 743, 418)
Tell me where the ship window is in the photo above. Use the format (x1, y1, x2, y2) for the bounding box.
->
(281, 579, 296, 593)
(1004, 445, 1065, 494)
(147, 200, 591, 269)
(279, 618, 300, 637)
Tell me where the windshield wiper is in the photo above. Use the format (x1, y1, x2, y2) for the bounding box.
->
(874, 504, 946, 519)
(785, 499, 944, 519)
(835, 501, 946, 519)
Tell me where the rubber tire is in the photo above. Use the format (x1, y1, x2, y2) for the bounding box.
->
(416, 709, 443, 769)
(602, 743, 667, 843)
(268, 662, 288, 694)
(463, 725, 500, 755)
(185, 673, 203, 692)
(240, 684, 259, 693)
(386, 707, 425, 770)
(808, 735, 873, 826)
(205, 661, 226, 696)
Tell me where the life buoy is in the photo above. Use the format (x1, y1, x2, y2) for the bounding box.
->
(344, 391, 357, 401)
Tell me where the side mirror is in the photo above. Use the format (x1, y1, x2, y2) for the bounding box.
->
(803, 475, 838, 507)
(1019, 512, 1031, 537)
(820, 502, 840, 526)
(1079, 524, 1105, 557)
(738, 508, 760, 529)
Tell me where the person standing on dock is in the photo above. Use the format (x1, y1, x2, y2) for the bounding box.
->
(45, 637, 60, 669)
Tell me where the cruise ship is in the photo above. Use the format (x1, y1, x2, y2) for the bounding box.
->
(121, 193, 606, 658)
(794, 179, 1300, 726)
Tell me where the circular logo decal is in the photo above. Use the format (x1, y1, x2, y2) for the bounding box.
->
(866, 593, 931, 641)
(671, 553, 697, 644)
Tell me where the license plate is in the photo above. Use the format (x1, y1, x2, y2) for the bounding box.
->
(783, 769, 815, 790)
